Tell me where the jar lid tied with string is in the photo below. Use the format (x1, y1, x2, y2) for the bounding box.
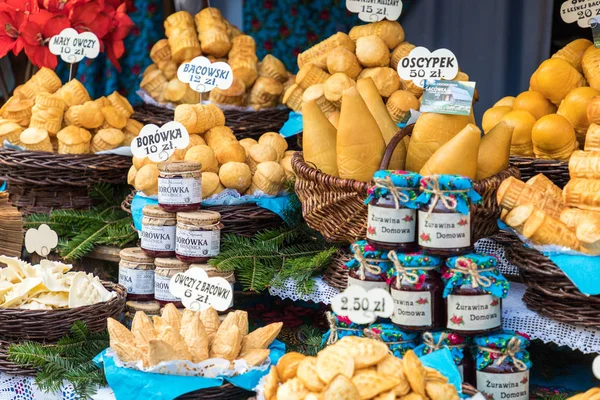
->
(442, 253, 509, 335)
(387, 251, 444, 331)
(414, 331, 473, 381)
(322, 311, 367, 345)
(363, 322, 419, 358)
(473, 331, 532, 400)
(416, 174, 482, 257)
(344, 240, 393, 291)
(365, 170, 421, 251)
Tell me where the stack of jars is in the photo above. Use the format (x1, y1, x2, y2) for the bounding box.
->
(118, 161, 232, 309)
(339, 171, 530, 399)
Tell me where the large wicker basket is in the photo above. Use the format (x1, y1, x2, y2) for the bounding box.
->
(292, 125, 520, 243)
(0, 147, 132, 214)
(0, 281, 126, 342)
(509, 156, 570, 188)
(176, 383, 253, 399)
(500, 231, 600, 328)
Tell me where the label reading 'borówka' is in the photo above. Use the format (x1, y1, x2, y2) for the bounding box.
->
(158, 177, 202, 206)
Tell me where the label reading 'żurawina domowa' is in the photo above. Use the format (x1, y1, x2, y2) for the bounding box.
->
(418, 211, 470, 248)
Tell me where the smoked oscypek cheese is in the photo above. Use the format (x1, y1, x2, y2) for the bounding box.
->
(441, 254, 509, 335)
(416, 175, 482, 257)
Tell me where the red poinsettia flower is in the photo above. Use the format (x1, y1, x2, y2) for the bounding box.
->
(102, 2, 133, 70)
(69, 0, 110, 39)
(0, 4, 23, 57)
(21, 9, 70, 68)
(40, 0, 81, 15)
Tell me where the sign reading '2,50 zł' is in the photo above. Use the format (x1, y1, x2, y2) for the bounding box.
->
(331, 285, 394, 324)
(346, 0, 403, 22)
(397, 47, 459, 88)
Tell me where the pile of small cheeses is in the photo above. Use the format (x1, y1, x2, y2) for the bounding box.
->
(0, 68, 142, 154)
(128, 103, 295, 198)
(141, 8, 292, 109)
(0, 256, 114, 309)
(484, 38, 600, 161)
(108, 303, 282, 371)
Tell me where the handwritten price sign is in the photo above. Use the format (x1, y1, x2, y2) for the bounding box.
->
(130, 122, 189, 162)
(397, 47, 459, 88)
(49, 28, 100, 63)
(346, 0, 403, 22)
(331, 285, 393, 324)
(170, 267, 233, 312)
(177, 56, 234, 93)
(561, 0, 600, 27)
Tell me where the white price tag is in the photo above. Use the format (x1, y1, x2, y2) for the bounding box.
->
(561, 0, 600, 27)
(177, 56, 234, 93)
(25, 224, 58, 257)
(346, 0, 403, 22)
(397, 47, 459, 88)
(331, 285, 393, 325)
(48, 28, 100, 63)
(169, 267, 233, 312)
(131, 121, 189, 162)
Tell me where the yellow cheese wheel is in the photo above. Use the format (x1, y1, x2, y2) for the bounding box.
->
(501, 110, 536, 157)
(531, 58, 585, 105)
(513, 91, 556, 120)
(557, 87, 600, 144)
(482, 106, 512, 133)
(532, 114, 577, 160)
(494, 96, 515, 108)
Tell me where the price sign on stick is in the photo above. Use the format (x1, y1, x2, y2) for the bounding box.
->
(131, 122, 189, 163)
(24, 224, 58, 258)
(561, 0, 600, 27)
(177, 56, 234, 93)
(397, 47, 459, 89)
(49, 28, 100, 80)
(170, 267, 233, 312)
(331, 285, 394, 324)
(346, 0, 403, 22)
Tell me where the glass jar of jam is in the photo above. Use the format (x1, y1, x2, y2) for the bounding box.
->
(141, 205, 176, 258)
(190, 263, 235, 310)
(154, 257, 189, 307)
(416, 175, 482, 257)
(345, 240, 393, 291)
(124, 300, 161, 329)
(176, 210, 223, 263)
(158, 161, 202, 212)
(388, 251, 444, 331)
(324, 311, 367, 345)
(365, 170, 421, 251)
(442, 254, 509, 336)
(474, 331, 532, 400)
(415, 331, 474, 383)
(119, 247, 155, 301)
(363, 322, 419, 359)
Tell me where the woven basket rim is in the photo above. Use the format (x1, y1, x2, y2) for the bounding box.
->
(0, 146, 132, 163)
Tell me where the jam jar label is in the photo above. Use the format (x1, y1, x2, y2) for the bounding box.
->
(447, 294, 501, 331)
(158, 177, 202, 205)
(119, 267, 154, 295)
(347, 276, 389, 291)
(141, 225, 176, 252)
(176, 229, 220, 257)
(155, 274, 180, 302)
(367, 205, 416, 244)
(390, 289, 432, 327)
(476, 370, 529, 400)
(418, 211, 470, 248)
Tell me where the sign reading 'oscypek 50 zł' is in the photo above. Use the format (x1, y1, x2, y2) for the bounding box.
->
(397, 47, 459, 88)
(346, 0, 403, 22)
(48, 28, 100, 63)
(130, 122, 190, 163)
(177, 56, 234, 93)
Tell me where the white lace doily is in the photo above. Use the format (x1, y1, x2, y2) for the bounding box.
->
(268, 277, 340, 304)
(475, 238, 519, 277)
(0, 373, 114, 400)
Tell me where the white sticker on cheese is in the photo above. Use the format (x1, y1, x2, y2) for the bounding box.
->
(49, 28, 100, 63)
(346, 0, 403, 22)
(397, 47, 459, 88)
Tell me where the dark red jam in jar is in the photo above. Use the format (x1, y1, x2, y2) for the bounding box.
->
(158, 161, 202, 213)
(416, 175, 482, 257)
(175, 211, 223, 263)
(415, 331, 474, 383)
(388, 251, 444, 331)
(141, 205, 176, 258)
(474, 332, 531, 400)
(442, 254, 509, 336)
(345, 241, 393, 291)
(365, 171, 421, 251)
(154, 257, 189, 307)
(119, 247, 155, 301)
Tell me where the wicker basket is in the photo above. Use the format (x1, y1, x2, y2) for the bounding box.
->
(509, 156, 570, 188)
(0, 340, 37, 376)
(0, 281, 126, 342)
(121, 193, 283, 237)
(292, 124, 521, 243)
(501, 231, 600, 328)
(322, 248, 352, 291)
(175, 383, 253, 399)
(132, 104, 291, 142)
